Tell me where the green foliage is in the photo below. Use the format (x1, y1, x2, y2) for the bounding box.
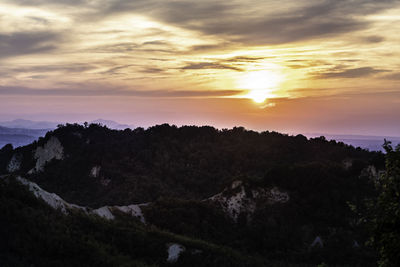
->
(368, 141, 400, 267)
(0, 124, 388, 266)
(0, 177, 157, 267)
(3, 124, 383, 207)
(0, 177, 271, 267)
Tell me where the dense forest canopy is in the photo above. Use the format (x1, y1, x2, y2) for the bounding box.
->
(0, 123, 384, 206)
(0, 123, 393, 266)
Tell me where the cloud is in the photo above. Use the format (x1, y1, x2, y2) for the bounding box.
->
(380, 72, 400, 80)
(285, 59, 334, 69)
(5, 0, 85, 5)
(225, 56, 268, 62)
(313, 67, 389, 79)
(0, 64, 97, 80)
(140, 67, 165, 73)
(0, 32, 60, 58)
(6, 0, 399, 45)
(187, 44, 229, 52)
(12, 64, 95, 73)
(134, 0, 397, 44)
(181, 62, 243, 71)
(142, 40, 169, 46)
(0, 85, 244, 98)
(362, 35, 385, 43)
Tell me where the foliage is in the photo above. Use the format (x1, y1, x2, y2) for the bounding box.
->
(3, 123, 383, 207)
(0, 124, 389, 266)
(0, 176, 268, 267)
(367, 141, 400, 267)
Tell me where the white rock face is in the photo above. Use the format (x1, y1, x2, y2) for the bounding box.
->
(167, 243, 185, 263)
(89, 166, 111, 186)
(114, 204, 148, 223)
(16, 176, 86, 214)
(209, 181, 289, 221)
(90, 166, 101, 178)
(7, 154, 21, 173)
(33, 137, 64, 172)
(14, 176, 147, 222)
(92, 206, 115, 220)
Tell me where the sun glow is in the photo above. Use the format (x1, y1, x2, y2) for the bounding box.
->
(238, 70, 283, 103)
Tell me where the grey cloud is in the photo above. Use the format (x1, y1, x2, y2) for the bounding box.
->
(0, 64, 97, 79)
(285, 59, 338, 72)
(188, 44, 227, 52)
(99, 65, 135, 75)
(91, 42, 139, 53)
(0, 32, 60, 58)
(287, 64, 311, 69)
(16, 64, 95, 73)
(180, 55, 275, 72)
(338, 59, 361, 62)
(6, 0, 86, 6)
(8, 0, 398, 45)
(92, 41, 176, 55)
(225, 56, 267, 62)
(380, 72, 400, 80)
(0, 85, 243, 97)
(28, 75, 48, 79)
(362, 35, 385, 43)
(142, 40, 169, 46)
(99, 65, 166, 76)
(285, 60, 333, 69)
(141, 67, 165, 73)
(122, 0, 397, 44)
(181, 62, 243, 71)
(27, 16, 50, 25)
(314, 67, 389, 79)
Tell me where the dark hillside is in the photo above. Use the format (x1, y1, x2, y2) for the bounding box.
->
(0, 123, 386, 266)
(0, 176, 267, 267)
(1, 123, 384, 207)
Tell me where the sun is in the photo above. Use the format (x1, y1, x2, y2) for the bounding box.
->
(238, 70, 283, 103)
(246, 89, 271, 103)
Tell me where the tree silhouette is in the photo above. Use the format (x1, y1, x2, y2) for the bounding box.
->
(371, 140, 400, 266)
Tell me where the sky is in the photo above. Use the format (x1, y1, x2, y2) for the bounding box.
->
(0, 0, 400, 136)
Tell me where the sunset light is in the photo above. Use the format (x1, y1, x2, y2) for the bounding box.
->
(0, 0, 399, 135)
(2, 1, 400, 266)
(238, 70, 283, 103)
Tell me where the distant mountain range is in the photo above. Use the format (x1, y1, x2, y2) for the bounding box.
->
(88, 119, 133, 130)
(0, 126, 49, 149)
(0, 119, 58, 129)
(304, 133, 400, 152)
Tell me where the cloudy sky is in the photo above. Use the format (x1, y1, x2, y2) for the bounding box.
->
(1, 0, 400, 135)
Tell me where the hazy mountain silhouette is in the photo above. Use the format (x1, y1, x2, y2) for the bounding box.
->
(0, 126, 49, 148)
(0, 119, 58, 129)
(304, 133, 400, 152)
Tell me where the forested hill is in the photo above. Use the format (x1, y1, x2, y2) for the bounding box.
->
(0, 123, 387, 266)
(0, 123, 384, 207)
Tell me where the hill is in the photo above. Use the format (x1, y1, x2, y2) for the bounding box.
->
(0, 123, 386, 266)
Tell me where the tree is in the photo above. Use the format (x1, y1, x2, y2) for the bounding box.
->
(371, 140, 400, 266)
